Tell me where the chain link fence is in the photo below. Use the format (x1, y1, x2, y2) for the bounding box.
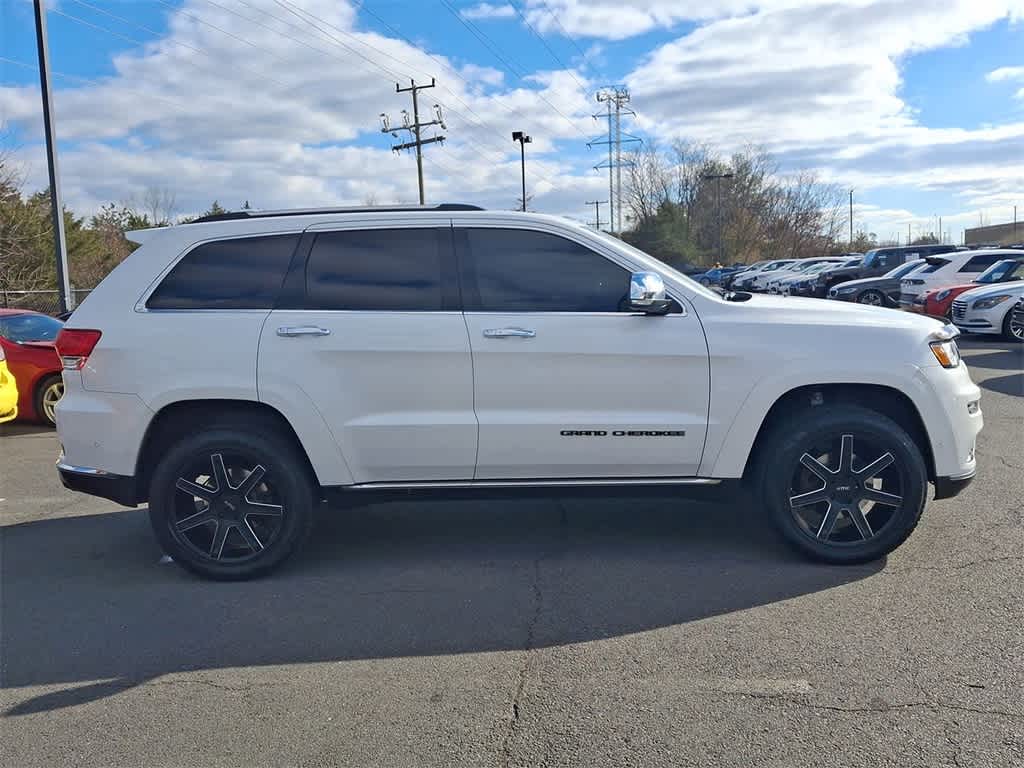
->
(0, 289, 95, 317)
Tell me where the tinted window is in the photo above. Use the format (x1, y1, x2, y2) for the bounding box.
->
(148, 235, 299, 309)
(0, 313, 63, 342)
(959, 253, 1003, 273)
(461, 228, 631, 312)
(305, 228, 446, 311)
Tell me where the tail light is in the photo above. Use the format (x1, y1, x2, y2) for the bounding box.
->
(56, 329, 102, 371)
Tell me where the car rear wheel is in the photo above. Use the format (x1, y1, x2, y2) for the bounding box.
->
(35, 374, 63, 427)
(148, 426, 316, 580)
(756, 405, 927, 564)
(1003, 308, 1024, 342)
(857, 290, 885, 307)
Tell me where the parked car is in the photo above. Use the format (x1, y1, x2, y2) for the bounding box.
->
(899, 249, 1019, 309)
(951, 279, 1024, 341)
(0, 309, 65, 426)
(0, 344, 18, 424)
(767, 259, 845, 294)
(820, 246, 955, 296)
(697, 266, 745, 287)
(721, 260, 771, 290)
(827, 259, 929, 307)
(56, 204, 982, 579)
(913, 256, 1024, 319)
(792, 256, 864, 298)
(737, 259, 799, 292)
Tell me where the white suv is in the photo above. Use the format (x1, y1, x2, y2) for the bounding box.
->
(55, 206, 983, 579)
(899, 249, 1018, 307)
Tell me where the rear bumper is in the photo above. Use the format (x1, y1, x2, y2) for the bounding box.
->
(933, 470, 975, 500)
(57, 459, 139, 507)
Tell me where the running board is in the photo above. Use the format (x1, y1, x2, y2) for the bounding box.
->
(344, 477, 721, 491)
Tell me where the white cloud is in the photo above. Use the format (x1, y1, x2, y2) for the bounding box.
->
(461, 3, 517, 21)
(986, 65, 1024, 81)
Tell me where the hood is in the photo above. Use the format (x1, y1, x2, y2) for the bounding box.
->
(743, 293, 943, 333)
(955, 281, 1024, 302)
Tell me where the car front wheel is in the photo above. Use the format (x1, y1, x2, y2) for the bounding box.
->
(757, 405, 927, 564)
(148, 426, 315, 580)
(1003, 308, 1024, 342)
(857, 290, 885, 306)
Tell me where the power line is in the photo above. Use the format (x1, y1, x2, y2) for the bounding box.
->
(50, 6, 290, 90)
(507, 0, 588, 92)
(437, 0, 589, 140)
(534, 0, 596, 68)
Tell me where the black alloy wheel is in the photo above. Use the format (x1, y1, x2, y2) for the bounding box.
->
(149, 426, 315, 580)
(758, 406, 927, 564)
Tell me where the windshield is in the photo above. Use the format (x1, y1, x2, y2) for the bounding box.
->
(0, 313, 64, 343)
(976, 259, 1024, 283)
(862, 249, 890, 268)
(803, 262, 835, 275)
(884, 259, 925, 279)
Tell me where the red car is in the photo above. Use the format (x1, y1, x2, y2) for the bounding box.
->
(915, 256, 1024, 318)
(0, 309, 65, 426)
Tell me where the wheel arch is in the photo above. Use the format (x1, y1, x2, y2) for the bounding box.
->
(739, 384, 935, 483)
(134, 399, 334, 502)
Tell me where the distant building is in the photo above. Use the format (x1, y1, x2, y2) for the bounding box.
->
(964, 221, 1022, 246)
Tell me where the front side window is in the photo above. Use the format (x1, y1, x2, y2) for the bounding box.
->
(459, 228, 632, 312)
(147, 234, 299, 309)
(304, 228, 448, 311)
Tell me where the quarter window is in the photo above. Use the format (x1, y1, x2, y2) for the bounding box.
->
(147, 235, 299, 310)
(959, 254, 1003, 273)
(459, 228, 633, 312)
(304, 228, 447, 311)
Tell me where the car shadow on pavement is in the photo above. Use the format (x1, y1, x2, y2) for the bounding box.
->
(1, 497, 883, 716)
(0, 422, 53, 438)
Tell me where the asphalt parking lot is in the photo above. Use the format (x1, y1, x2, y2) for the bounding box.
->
(1, 338, 1021, 768)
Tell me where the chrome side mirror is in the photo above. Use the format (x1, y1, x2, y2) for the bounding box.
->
(628, 272, 673, 315)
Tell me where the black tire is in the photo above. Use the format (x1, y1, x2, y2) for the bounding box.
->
(148, 426, 316, 580)
(755, 405, 927, 564)
(1002, 308, 1024, 343)
(34, 374, 63, 427)
(857, 290, 885, 307)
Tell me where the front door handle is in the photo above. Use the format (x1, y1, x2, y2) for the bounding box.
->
(483, 327, 536, 339)
(277, 326, 331, 338)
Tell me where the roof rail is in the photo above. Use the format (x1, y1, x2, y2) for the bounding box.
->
(190, 203, 484, 224)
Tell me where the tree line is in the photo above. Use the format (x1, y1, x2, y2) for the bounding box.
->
(621, 141, 891, 268)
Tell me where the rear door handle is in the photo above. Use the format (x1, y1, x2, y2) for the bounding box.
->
(277, 326, 331, 337)
(483, 327, 536, 339)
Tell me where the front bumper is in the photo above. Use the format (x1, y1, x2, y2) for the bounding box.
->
(57, 458, 139, 507)
(953, 306, 1005, 335)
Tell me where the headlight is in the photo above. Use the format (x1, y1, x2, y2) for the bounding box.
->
(935, 289, 953, 302)
(834, 286, 856, 294)
(972, 294, 1011, 310)
(928, 324, 961, 369)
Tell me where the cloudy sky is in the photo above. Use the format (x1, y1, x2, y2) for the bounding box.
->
(1, 0, 1023, 243)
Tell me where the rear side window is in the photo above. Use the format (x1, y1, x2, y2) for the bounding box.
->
(305, 228, 447, 311)
(147, 234, 299, 309)
(459, 228, 631, 312)
(959, 253, 1003, 273)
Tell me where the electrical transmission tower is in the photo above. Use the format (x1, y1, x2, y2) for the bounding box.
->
(380, 79, 446, 204)
(587, 86, 640, 235)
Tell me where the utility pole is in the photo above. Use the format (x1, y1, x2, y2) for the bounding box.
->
(33, 0, 71, 314)
(381, 79, 446, 204)
(938, 215, 942, 244)
(585, 200, 606, 229)
(512, 131, 532, 212)
(1014, 205, 1018, 240)
(703, 171, 734, 264)
(908, 222, 912, 246)
(588, 86, 639, 235)
(849, 189, 854, 246)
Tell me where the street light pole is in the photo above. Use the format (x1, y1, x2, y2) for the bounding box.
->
(512, 131, 532, 212)
(703, 171, 734, 264)
(32, 0, 71, 314)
